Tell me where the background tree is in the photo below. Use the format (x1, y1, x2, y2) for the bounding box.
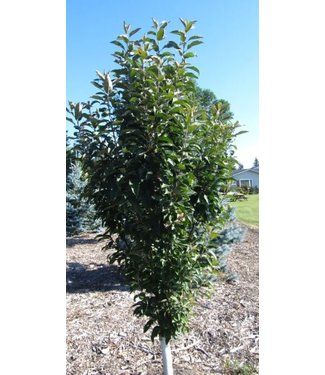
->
(66, 132, 76, 178)
(253, 157, 259, 168)
(210, 207, 246, 281)
(66, 161, 102, 236)
(194, 84, 234, 122)
(67, 19, 244, 374)
(66, 126, 102, 236)
(194, 85, 217, 110)
(66, 162, 88, 235)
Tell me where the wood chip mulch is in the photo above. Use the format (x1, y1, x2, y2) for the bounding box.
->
(66, 225, 259, 375)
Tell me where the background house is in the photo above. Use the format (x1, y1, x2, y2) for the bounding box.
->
(232, 167, 259, 188)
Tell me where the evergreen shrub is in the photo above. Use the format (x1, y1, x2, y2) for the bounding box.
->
(66, 162, 102, 236)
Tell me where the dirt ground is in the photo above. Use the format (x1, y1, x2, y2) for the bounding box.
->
(66, 225, 259, 375)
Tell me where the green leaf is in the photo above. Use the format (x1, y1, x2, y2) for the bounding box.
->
(187, 66, 200, 74)
(167, 158, 175, 166)
(203, 194, 209, 204)
(103, 75, 113, 93)
(157, 27, 165, 41)
(123, 21, 130, 34)
(170, 106, 183, 114)
(187, 40, 203, 49)
(143, 319, 154, 333)
(118, 34, 129, 43)
(171, 30, 186, 42)
(132, 301, 142, 308)
(66, 117, 75, 124)
(210, 232, 219, 240)
(173, 99, 189, 106)
(185, 72, 198, 79)
(159, 135, 173, 144)
(179, 19, 196, 33)
(96, 70, 105, 81)
(134, 306, 143, 316)
(188, 35, 203, 41)
(136, 48, 148, 59)
(185, 20, 196, 33)
(234, 130, 248, 136)
(110, 40, 125, 49)
(179, 18, 187, 29)
(152, 18, 159, 29)
(177, 163, 186, 170)
(111, 68, 127, 75)
(160, 20, 169, 29)
(159, 51, 174, 57)
(183, 52, 196, 59)
(163, 41, 180, 49)
(129, 27, 141, 37)
(90, 95, 104, 101)
(74, 103, 83, 119)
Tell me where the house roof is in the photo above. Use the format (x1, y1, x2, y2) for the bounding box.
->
(232, 167, 259, 177)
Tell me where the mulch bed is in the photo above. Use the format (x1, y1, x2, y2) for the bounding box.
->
(66, 225, 259, 374)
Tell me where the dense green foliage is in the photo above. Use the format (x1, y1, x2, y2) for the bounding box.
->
(67, 19, 243, 343)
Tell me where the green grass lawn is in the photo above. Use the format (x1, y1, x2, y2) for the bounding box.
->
(231, 194, 259, 227)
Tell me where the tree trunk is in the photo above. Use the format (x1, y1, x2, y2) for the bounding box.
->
(160, 336, 173, 375)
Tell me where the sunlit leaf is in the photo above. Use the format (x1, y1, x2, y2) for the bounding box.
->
(152, 18, 159, 29)
(157, 27, 165, 41)
(183, 52, 196, 59)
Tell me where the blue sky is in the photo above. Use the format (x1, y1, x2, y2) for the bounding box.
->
(67, 0, 258, 167)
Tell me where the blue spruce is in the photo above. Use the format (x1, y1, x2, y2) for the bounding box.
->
(66, 162, 102, 236)
(211, 207, 246, 281)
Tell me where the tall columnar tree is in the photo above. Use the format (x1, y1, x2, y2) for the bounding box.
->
(253, 157, 259, 168)
(67, 19, 244, 373)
